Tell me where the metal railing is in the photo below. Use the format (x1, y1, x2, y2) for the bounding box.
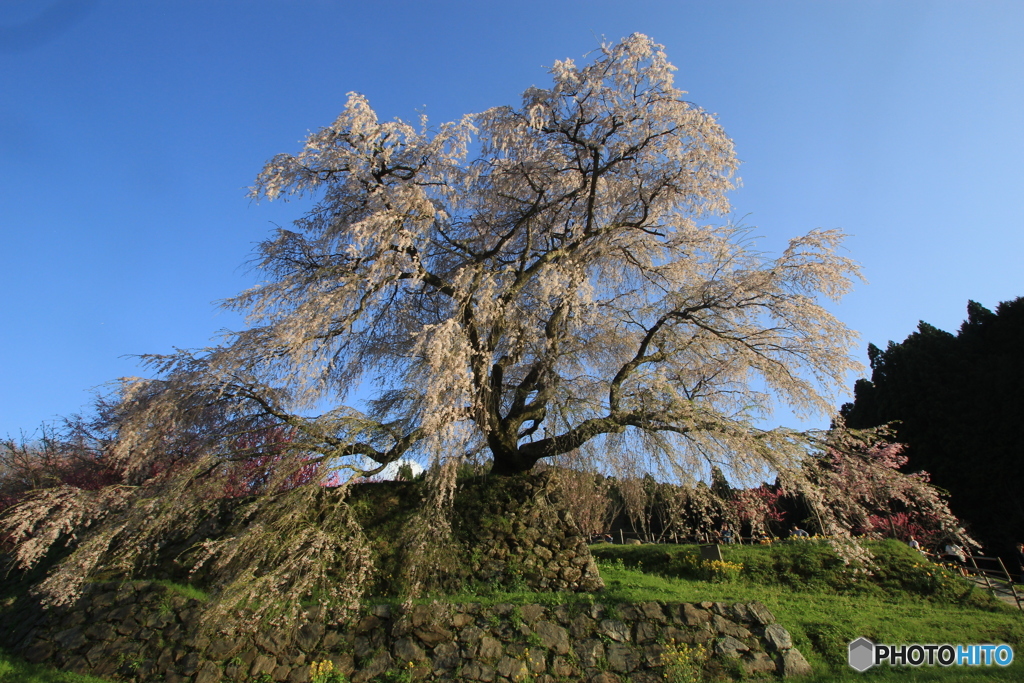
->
(962, 554, 1024, 612)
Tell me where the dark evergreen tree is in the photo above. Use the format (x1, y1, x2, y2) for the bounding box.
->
(841, 297, 1024, 555)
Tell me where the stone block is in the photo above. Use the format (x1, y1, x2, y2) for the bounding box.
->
(729, 602, 751, 624)
(679, 603, 710, 627)
(641, 642, 666, 667)
(413, 623, 451, 646)
(606, 641, 639, 673)
(145, 611, 175, 630)
(353, 636, 373, 659)
(410, 604, 434, 628)
(747, 601, 776, 626)
(569, 614, 594, 639)
(107, 605, 136, 622)
(459, 625, 484, 644)
(627, 672, 663, 683)
(742, 651, 777, 676)
(477, 635, 503, 662)
(91, 592, 118, 609)
(461, 660, 496, 681)
(711, 614, 751, 640)
(250, 654, 277, 678)
(526, 647, 547, 673)
(778, 647, 812, 677)
(65, 655, 92, 676)
(519, 604, 546, 623)
(640, 601, 667, 622)
(659, 625, 686, 644)
(599, 619, 630, 642)
(714, 635, 750, 658)
(90, 654, 120, 679)
(551, 655, 578, 677)
(255, 629, 290, 656)
(321, 630, 343, 649)
(293, 622, 323, 652)
(114, 617, 140, 636)
(560, 566, 582, 583)
(179, 651, 200, 675)
(54, 626, 87, 650)
(432, 641, 461, 669)
(352, 651, 392, 683)
(496, 655, 528, 680)
(163, 622, 184, 642)
(534, 620, 570, 654)
(156, 648, 177, 671)
(764, 623, 794, 651)
(22, 640, 54, 664)
(330, 652, 354, 677)
(616, 603, 641, 620)
(84, 642, 110, 668)
(634, 620, 660, 644)
(207, 636, 245, 659)
(573, 638, 605, 668)
(180, 608, 202, 630)
(194, 660, 224, 683)
(393, 636, 427, 663)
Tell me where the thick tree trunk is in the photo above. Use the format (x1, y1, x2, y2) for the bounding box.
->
(487, 439, 537, 476)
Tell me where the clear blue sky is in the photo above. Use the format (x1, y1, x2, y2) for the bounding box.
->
(2, 0, 1022, 437)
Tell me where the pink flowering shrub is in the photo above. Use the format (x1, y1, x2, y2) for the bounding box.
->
(808, 427, 973, 549)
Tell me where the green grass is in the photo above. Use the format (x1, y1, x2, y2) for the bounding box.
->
(588, 539, 1024, 681)
(592, 562, 1024, 681)
(0, 649, 109, 683)
(590, 538, 996, 604)
(3, 539, 1022, 681)
(149, 578, 209, 602)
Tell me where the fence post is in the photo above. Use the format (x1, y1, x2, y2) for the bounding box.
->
(995, 556, 1024, 612)
(968, 555, 990, 590)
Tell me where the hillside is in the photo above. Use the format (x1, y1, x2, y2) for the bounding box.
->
(3, 538, 1022, 682)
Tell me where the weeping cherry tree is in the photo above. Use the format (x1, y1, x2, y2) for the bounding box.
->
(2, 34, 864, 628)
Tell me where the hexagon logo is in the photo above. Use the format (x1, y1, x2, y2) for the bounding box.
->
(848, 637, 875, 672)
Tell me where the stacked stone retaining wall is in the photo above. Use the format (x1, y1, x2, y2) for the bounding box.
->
(4, 581, 812, 682)
(449, 473, 604, 593)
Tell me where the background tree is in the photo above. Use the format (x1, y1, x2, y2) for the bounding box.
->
(732, 483, 787, 539)
(0, 418, 120, 517)
(842, 297, 1024, 555)
(2, 34, 865, 628)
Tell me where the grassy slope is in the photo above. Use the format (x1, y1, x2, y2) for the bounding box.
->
(3, 539, 1022, 682)
(587, 540, 1024, 682)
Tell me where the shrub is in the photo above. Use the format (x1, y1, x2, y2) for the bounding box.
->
(661, 639, 708, 682)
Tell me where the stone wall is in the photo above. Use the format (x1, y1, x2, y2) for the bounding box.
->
(4, 581, 812, 682)
(448, 473, 604, 593)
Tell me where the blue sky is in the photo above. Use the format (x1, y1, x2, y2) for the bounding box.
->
(2, 0, 1022, 437)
